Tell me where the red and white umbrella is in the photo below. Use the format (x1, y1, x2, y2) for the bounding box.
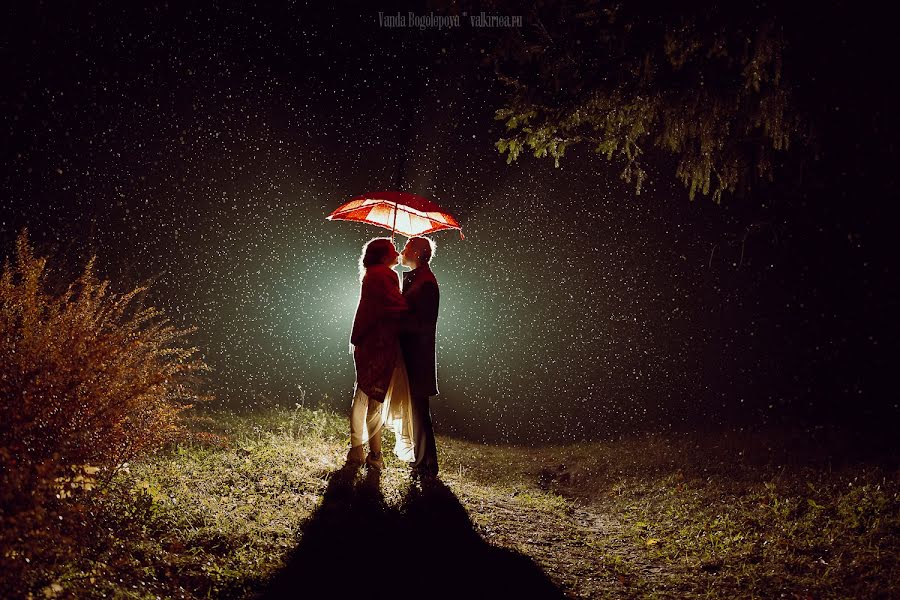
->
(326, 191, 463, 241)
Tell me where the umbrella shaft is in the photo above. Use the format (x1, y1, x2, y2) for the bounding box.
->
(391, 199, 399, 243)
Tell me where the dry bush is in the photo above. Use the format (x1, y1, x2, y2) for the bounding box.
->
(0, 229, 212, 594)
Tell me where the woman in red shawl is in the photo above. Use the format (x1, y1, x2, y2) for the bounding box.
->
(346, 238, 416, 470)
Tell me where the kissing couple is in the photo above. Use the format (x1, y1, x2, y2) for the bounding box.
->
(345, 236, 440, 480)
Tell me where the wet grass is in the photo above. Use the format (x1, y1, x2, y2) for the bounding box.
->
(23, 406, 899, 599)
(444, 427, 900, 598)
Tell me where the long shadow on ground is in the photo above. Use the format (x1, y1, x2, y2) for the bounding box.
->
(259, 464, 567, 600)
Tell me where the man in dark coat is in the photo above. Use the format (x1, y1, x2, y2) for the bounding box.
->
(398, 236, 440, 477)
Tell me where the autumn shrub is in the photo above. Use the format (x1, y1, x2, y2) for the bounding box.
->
(0, 229, 211, 595)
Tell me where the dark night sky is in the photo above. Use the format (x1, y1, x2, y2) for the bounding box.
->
(1, 3, 897, 442)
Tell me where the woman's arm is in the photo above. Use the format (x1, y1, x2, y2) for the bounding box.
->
(377, 270, 408, 316)
(351, 268, 408, 346)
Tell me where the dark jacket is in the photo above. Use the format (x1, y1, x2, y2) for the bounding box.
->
(399, 264, 439, 398)
(350, 264, 408, 402)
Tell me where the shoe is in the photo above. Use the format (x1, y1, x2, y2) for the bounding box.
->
(346, 447, 365, 466)
(410, 465, 438, 481)
(365, 452, 384, 471)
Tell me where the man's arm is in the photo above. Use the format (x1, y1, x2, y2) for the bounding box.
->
(399, 281, 438, 335)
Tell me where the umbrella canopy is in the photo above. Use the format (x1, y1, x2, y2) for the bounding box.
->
(326, 191, 463, 239)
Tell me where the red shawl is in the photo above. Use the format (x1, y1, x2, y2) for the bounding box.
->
(350, 264, 408, 402)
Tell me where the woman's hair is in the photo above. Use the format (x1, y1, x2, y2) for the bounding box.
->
(359, 237, 394, 280)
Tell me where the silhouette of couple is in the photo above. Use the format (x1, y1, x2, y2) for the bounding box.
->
(345, 236, 440, 479)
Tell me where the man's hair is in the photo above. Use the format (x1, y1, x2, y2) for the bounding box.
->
(359, 237, 394, 280)
(408, 236, 435, 264)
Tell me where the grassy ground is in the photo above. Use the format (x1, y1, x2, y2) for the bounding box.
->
(27, 406, 899, 599)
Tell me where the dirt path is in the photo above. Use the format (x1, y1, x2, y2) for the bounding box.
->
(444, 477, 675, 599)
